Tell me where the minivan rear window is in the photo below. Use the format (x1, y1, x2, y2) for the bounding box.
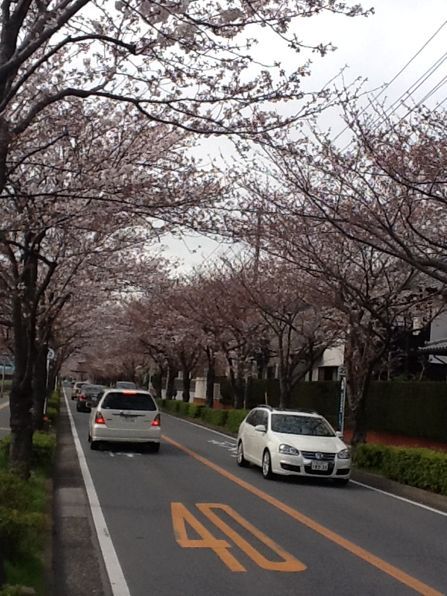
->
(101, 392, 157, 411)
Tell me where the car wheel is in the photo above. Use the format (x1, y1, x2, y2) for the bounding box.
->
(335, 478, 350, 487)
(76, 403, 81, 411)
(237, 441, 249, 467)
(262, 449, 274, 480)
(90, 438, 99, 450)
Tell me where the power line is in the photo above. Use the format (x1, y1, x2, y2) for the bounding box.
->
(396, 71, 447, 125)
(332, 18, 447, 144)
(384, 51, 447, 119)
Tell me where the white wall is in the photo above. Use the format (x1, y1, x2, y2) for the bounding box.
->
(429, 311, 447, 364)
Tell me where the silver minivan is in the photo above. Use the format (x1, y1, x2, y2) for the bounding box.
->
(88, 389, 160, 451)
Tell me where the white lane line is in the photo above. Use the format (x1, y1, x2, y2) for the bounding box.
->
(63, 389, 131, 596)
(165, 412, 447, 518)
(351, 480, 447, 517)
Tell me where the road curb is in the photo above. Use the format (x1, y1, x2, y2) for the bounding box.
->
(351, 469, 447, 514)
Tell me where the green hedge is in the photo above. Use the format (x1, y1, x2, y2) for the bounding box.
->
(0, 466, 49, 594)
(353, 443, 447, 495)
(224, 410, 249, 433)
(201, 408, 229, 427)
(187, 404, 204, 418)
(158, 400, 248, 433)
(46, 390, 60, 413)
(0, 433, 56, 474)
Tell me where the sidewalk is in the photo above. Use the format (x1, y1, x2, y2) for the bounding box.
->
(52, 399, 112, 596)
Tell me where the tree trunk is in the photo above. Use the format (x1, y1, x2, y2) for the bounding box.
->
(346, 370, 371, 445)
(32, 344, 48, 431)
(205, 349, 216, 408)
(227, 356, 244, 409)
(0, 117, 10, 193)
(165, 363, 177, 400)
(350, 390, 368, 445)
(182, 370, 191, 403)
(205, 365, 215, 408)
(9, 380, 33, 479)
(9, 290, 35, 479)
(277, 339, 289, 409)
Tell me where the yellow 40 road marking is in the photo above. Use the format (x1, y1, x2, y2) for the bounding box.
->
(171, 502, 306, 572)
(164, 434, 442, 595)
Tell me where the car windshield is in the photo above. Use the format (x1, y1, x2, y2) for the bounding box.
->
(271, 414, 335, 437)
(101, 392, 156, 411)
(83, 385, 103, 396)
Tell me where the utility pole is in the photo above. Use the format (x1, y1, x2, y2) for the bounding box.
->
(254, 206, 262, 278)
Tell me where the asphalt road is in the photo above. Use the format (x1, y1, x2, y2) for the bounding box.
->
(65, 392, 447, 596)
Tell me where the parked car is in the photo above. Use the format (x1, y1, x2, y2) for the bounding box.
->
(76, 384, 105, 413)
(88, 389, 160, 451)
(115, 381, 137, 390)
(236, 405, 351, 485)
(72, 381, 88, 400)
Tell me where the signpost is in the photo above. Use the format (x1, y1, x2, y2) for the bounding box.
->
(44, 348, 56, 416)
(338, 366, 347, 433)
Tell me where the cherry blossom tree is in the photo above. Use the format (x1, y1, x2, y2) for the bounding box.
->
(262, 105, 447, 286)
(0, 0, 370, 191)
(1, 99, 211, 474)
(230, 172, 441, 441)
(224, 256, 339, 407)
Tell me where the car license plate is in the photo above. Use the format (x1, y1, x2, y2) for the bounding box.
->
(311, 461, 328, 471)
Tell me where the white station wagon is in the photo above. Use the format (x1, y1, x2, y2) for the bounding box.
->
(237, 406, 351, 484)
(88, 389, 160, 451)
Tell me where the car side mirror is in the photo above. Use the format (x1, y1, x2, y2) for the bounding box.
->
(335, 431, 343, 439)
(255, 424, 267, 433)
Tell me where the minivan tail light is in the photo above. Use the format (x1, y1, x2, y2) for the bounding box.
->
(151, 414, 160, 427)
(95, 412, 106, 425)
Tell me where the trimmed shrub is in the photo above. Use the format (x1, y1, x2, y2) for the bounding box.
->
(176, 402, 190, 416)
(46, 390, 60, 412)
(187, 404, 203, 418)
(159, 399, 177, 413)
(353, 443, 447, 495)
(200, 408, 229, 427)
(0, 433, 55, 474)
(224, 410, 249, 434)
(45, 407, 58, 428)
(31, 433, 56, 473)
(0, 472, 46, 558)
(353, 444, 389, 470)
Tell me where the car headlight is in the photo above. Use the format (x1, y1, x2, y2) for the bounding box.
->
(337, 448, 351, 459)
(279, 444, 300, 456)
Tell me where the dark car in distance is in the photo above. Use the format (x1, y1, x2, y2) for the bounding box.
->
(77, 384, 105, 412)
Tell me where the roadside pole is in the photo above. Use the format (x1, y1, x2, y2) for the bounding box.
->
(338, 366, 347, 433)
(44, 348, 55, 414)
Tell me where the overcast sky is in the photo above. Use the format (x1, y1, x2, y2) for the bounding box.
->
(163, 0, 447, 272)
